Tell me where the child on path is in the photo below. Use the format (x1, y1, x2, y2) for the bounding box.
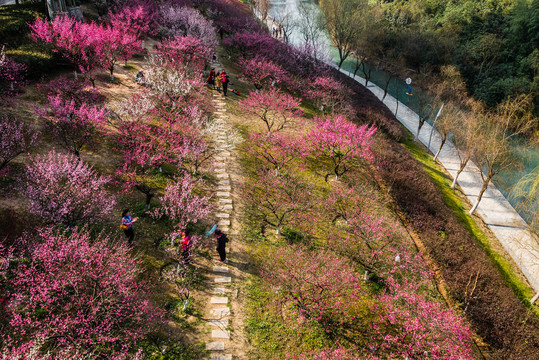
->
(214, 229, 229, 263)
(121, 209, 138, 246)
(216, 71, 222, 92)
(212, 52, 217, 62)
(180, 229, 192, 263)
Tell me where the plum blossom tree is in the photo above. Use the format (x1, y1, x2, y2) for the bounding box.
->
(239, 57, 288, 90)
(310, 115, 376, 181)
(155, 35, 211, 73)
(22, 150, 116, 226)
(0, 115, 39, 173)
(35, 94, 108, 157)
(306, 76, 350, 115)
(242, 169, 312, 234)
(159, 5, 217, 48)
(0, 47, 27, 97)
(30, 16, 108, 86)
(262, 246, 363, 331)
(3, 227, 160, 358)
(37, 77, 104, 106)
(101, 25, 139, 80)
(246, 131, 309, 173)
(151, 172, 212, 235)
(239, 89, 302, 134)
(109, 0, 159, 43)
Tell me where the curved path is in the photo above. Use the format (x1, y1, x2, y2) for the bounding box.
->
(333, 65, 539, 296)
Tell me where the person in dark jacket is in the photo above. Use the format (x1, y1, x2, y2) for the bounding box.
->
(121, 209, 138, 246)
(214, 229, 228, 263)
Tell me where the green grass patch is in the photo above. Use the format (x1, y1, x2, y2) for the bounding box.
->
(403, 137, 539, 316)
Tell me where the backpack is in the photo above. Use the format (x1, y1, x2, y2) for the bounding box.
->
(224, 74, 230, 84)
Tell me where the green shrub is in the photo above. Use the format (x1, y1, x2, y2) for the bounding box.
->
(0, 3, 46, 48)
(6, 45, 56, 79)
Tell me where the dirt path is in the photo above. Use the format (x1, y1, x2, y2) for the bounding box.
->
(201, 67, 251, 359)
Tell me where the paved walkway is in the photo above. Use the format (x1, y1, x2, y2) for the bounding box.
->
(205, 72, 236, 359)
(333, 66, 539, 295)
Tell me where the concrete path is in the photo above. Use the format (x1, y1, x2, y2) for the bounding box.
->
(333, 65, 539, 295)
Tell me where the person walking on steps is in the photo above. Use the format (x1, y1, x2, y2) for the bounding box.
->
(221, 70, 230, 96)
(215, 229, 229, 263)
(207, 68, 216, 89)
(121, 209, 138, 246)
(216, 71, 222, 93)
(180, 229, 192, 263)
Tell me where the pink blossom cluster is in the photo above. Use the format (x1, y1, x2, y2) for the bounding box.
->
(0, 47, 27, 97)
(22, 150, 116, 226)
(0, 115, 39, 173)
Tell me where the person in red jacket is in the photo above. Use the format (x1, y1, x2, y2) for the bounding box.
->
(207, 68, 216, 89)
(180, 229, 192, 263)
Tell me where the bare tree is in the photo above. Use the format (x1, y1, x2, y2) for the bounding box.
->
(319, 0, 366, 69)
(273, 5, 297, 43)
(253, 0, 270, 22)
(510, 166, 539, 236)
(470, 95, 536, 214)
(297, 2, 324, 49)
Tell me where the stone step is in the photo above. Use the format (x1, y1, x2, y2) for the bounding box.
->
(211, 353, 233, 360)
(214, 276, 231, 283)
(219, 204, 233, 211)
(220, 226, 230, 232)
(212, 330, 230, 339)
(216, 192, 231, 198)
(220, 151, 231, 157)
(214, 162, 226, 167)
(218, 179, 230, 185)
(218, 219, 231, 226)
(214, 156, 226, 162)
(218, 185, 232, 191)
(219, 198, 232, 204)
(213, 266, 229, 273)
(214, 287, 226, 294)
(206, 342, 225, 351)
(209, 319, 229, 327)
(215, 168, 226, 173)
(216, 213, 230, 219)
(211, 307, 231, 316)
(210, 296, 229, 304)
(217, 173, 229, 179)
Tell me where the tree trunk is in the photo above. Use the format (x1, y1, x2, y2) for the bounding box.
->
(145, 192, 153, 210)
(433, 138, 446, 161)
(382, 75, 392, 100)
(337, 55, 345, 70)
(470, 179, 490, 215)
(414, 120, 425, 141)
(451, 160, 469, 188)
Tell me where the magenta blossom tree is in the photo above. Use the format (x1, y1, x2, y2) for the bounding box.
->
(155, 35, 211, 73)
(37, 77, 104, 106)
(109, 0, 159, 42)
(22, 150, 116, 226)
(0, 115, 39, 173)
(306, 76, 351, 115)
(3, 227, 161, 358)
(309, 115, 377, 181)
(239, 89, 303, 134)
(35, 94, 108, 157)
(239, 57, 288, 90)
(31, 16, 108, 86)
(101, 25, 139, 80)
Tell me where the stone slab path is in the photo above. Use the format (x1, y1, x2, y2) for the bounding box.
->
(333, 65, 539, 295)
(204, 68, 242, 358)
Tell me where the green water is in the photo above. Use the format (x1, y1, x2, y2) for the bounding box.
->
(267, 0, 539, 223)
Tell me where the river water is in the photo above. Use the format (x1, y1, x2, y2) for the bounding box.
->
(268, 0, 538, 224)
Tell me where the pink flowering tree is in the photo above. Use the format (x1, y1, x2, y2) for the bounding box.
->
(155, 35, 211, 73)
(0, 47, 27, 97)
(109, 0, 159, 44)
(3, 227, 161, 357)
(101, 25, 139, 80)
(242, 169, 312, 234)
(309, 115, 377, 181)
(306, 76, 350, 115)
(159, 5, 217, 48)
(239, 89, 303, 134)
(22, 150, 116, 227)
(246, 131, 309, 173)
(262, 246, 364, 332)
(371, 276, 473, 359)
(35, 94, 108, 157)
(239, 57, 288, 90)
(30, 16, 108, 86)
(151, 172, 212, 238)
(0, 115, 39, 173)
(37, 77, 104, 106)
